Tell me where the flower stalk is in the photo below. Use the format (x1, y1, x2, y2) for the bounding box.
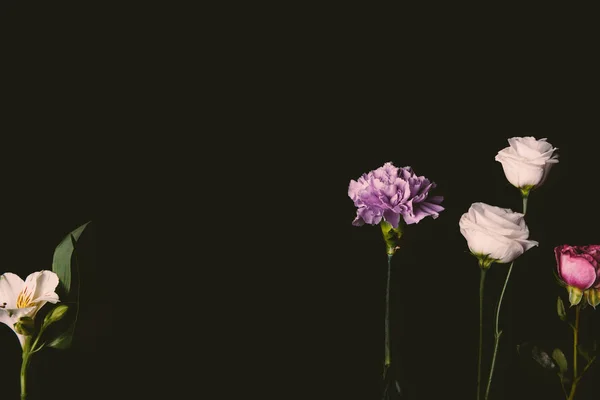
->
(483, 194, 529, 399)
(384, 253, 392, 371)
(568, 305, 580, 400)
(477, 268, 487, 400)
(484, 261, 514, 400)
(380, 223, 402, 399)
(522, 192, 529, 216)
(20, 337, 32, 400)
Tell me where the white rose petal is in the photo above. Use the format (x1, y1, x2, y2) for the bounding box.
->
(459, 202, 538, 264)
(495, 136, 559, 189)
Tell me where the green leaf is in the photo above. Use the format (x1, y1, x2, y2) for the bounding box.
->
(557, 297, 567, 321)
(552, 348, 568, 373)
(47, 323, 75, 349)
(578, 345, 592, 362)
(52, 221, 90, 295)
(48, 221, 90, 350)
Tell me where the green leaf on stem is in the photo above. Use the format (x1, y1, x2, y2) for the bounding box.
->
(557, 297, 566, 321)
(52, 221, 90, 295)
(552, 348, 568, 374)
(47, 324, 75, 349)
(48, 222, 90, 350)
(578, 345, 591, 362)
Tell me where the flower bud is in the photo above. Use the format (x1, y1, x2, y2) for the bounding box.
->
(555, 245, 600, 307)
(14, 317, 35, 336)
(43, 304, 69, 326)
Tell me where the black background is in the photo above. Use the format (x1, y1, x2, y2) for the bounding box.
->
(2, 2, 600, 400)
(0, 3, 112, 400)
(317, 130, 600, 400)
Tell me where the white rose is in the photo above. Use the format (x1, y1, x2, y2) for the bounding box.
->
(459, 202, 538, 264)
(495, 136, 559, 189)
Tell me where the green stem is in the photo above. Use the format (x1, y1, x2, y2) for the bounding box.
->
(576, 355, 596, 383)
(484, 261, 514, 400)
(20, 356, 28, 400)
(20, 338, 32, 400)
(384, 254, 392, 373)
(477, 268, 487, 400)
(29, 327, 46, 355)
(568, 305, 580, 400)
(522, 195, 528, 216)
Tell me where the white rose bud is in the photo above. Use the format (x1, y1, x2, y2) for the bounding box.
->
(459, 202, 538, 267)
(495, 136, 559, 194)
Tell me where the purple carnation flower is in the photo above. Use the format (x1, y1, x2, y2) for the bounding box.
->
(348, 162, 444, 228)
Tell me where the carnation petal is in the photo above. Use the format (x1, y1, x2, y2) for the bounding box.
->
(383, 210, 401, 229)
(349, 163, 442, 226)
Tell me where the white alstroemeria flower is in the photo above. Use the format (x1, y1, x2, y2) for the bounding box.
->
(0, 271, 60, 348)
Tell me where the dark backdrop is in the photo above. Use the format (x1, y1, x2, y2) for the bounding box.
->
(0, 154, 108, 400)
(313, 130, 600, 400)
(2, 3, 599, 400)
(250, 11, 600, 400)
(0, 4, 111, 400)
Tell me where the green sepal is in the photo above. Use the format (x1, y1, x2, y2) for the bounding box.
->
(473, 253, 496, 270)
(584, 288, 600, 308)
(380, 220, 404, 255)
(568, 286, 583, 307)
(520, 184, 535, 198)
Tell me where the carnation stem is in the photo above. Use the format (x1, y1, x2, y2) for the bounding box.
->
(384, 253, 393, 373)
(382, 253, 402, 399)
(477, 268, 487, 400)
(522, 194, 528, 216)
(568, 305, 580, 400)
(484, 261, 514, 400)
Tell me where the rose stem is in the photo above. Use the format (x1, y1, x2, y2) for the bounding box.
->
(484, 193, 528, 399)
(568, 305, 581, 400)
(484, 261, 514, 400)
(477, 268, 487, 400)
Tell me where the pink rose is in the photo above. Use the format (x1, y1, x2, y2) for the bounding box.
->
(555, 245, 600, 307)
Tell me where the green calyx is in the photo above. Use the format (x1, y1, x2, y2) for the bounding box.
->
(380, 220, 404, 255)
(584, 288, 600, 308)
(520, 185, 535, 198)
(568, 286, 584, 306)
(474, 253, 496, 270)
